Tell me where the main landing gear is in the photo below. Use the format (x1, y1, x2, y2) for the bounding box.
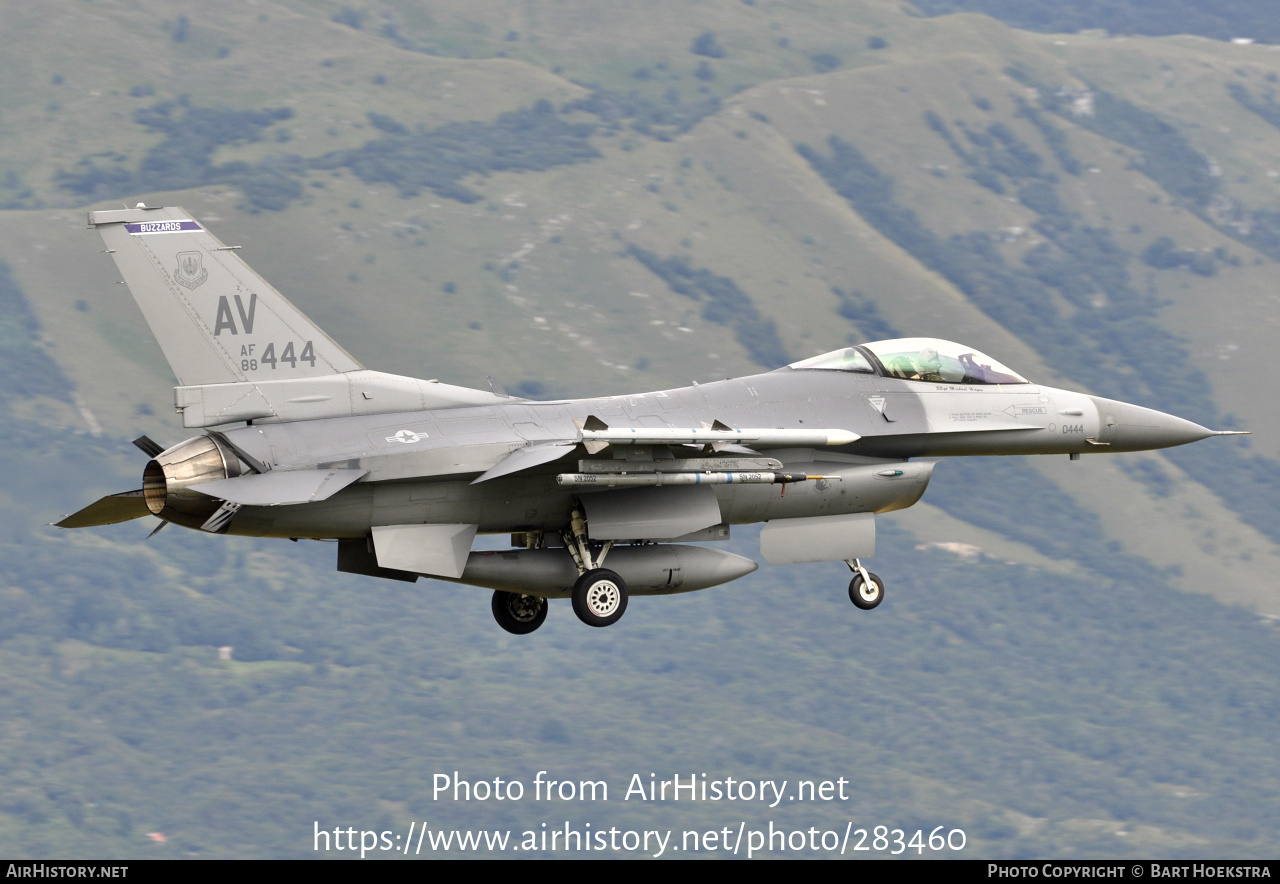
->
(845, 559, 884, 610)
(563, 503, 629, 628)
(487, 569, 629, 633)
(491, 591, 548, 634)
(572, 569, 628, 628)
(490, 503, 632, 634)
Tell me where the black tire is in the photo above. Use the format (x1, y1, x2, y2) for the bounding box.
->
(571, 569, 628, 627)
(491, 591, 548, 634)
(848, 572, 884, 610)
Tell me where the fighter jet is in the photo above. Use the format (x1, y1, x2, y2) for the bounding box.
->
(58, 206, 1246, 633)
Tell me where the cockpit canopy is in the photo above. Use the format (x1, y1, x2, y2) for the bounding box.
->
(788, 338, 1028, 386)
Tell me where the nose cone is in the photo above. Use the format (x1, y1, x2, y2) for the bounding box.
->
(1090, 396, 1215, 451)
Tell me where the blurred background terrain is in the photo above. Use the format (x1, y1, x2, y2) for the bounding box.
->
(1, 0, 1278, 857)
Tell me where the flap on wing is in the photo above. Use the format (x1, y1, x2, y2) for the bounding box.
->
(759, 512, 875, 564)
(55, 490, 150, 528)
(471, 442, 578, 484)
(189, 468, 367, 506)
(581, 485, 722, 540)
(372, 523, 478, 578)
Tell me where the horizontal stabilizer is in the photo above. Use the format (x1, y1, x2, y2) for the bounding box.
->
(132, 435, 165, 457)
(189, 468, 367, 506)
(471, 442, 577, 484)
(56, 490, 150, 528)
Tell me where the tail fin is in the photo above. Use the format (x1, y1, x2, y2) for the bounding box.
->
(90, 206, 362, 386)
(90, 205, 503, 427)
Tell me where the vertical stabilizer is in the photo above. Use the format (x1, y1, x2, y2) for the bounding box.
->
(90, 206, 362, 386)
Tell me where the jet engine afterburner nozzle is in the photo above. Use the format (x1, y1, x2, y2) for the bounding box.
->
(142, 434, 243, 518)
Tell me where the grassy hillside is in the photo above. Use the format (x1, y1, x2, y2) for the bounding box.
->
(1, 0, 1279, 858)
(911, 0, 1280, 44)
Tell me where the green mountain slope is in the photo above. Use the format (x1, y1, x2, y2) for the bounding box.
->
(912, 0, 1280, 44)
(1, 0, 1278, 858)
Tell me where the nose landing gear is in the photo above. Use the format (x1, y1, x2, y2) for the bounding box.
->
(846, 559, 884, 610)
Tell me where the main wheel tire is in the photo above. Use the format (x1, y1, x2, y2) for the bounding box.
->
(491, 591, 548, 634)
(848, 572, 884, 610)
(571, 569, 628, 627)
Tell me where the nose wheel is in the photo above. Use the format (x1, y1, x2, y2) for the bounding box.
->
(845, 559, 884, 610)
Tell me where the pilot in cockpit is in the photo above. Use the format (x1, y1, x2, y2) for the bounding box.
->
(916, 347, 944, 382)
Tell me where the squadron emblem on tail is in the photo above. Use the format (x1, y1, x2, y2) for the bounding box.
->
(174, 251, 207, 290)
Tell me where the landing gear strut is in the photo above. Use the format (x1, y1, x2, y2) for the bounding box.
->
(845, 559, 884, 610)
(491, 591, 548, 634)
(562, 502, 629, 628)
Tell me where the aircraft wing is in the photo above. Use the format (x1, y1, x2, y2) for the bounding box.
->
(471, 442, 578, 484)
(466, 419, 856, 483)
(55, 490, 150, 528)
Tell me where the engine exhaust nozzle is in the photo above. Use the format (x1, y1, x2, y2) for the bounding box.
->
(142, 435, 242, 518)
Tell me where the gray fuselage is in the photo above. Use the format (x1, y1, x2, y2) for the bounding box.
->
(169, 366, 1198, 540)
